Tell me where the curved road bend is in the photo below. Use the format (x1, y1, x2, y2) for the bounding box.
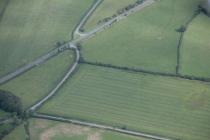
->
(29, 44, 79, 111)
(0, 0, 154, 85)
(73, 0, 103, 38)
(75, 0, 155, 40)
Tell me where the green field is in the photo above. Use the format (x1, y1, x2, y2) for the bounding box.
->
(0, 0, 9, 20)
(0, 109, 9, 118)
(82, 0, 202, 73)
(84, 0, 136, 31)
(0, 0, 93, 77)
(3, 124, 27, 140)
(0, 50, 74, 109)
(40, 64, 210, 140)
(29, 118, 148, 140)
(180, 13, 210, 78)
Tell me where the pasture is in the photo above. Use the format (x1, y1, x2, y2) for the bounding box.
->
(40, 64, 210, 140)
(0, 0, 93, 77)
(82, 0, 202, 73)
(180, 13, 210, 78)
(84, 0, 136, 31)
(29, 118, 148, 140)
(0, 51, 74, 109)
(0, 0, 9, 21)
(0, 109, 8, 118)
(3, 124, 27, 140)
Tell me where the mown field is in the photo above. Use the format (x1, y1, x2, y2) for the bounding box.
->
(0, 0, 93, 77)
(180, 13, 210, 78)
(29, 118, 149, 140)
(84, 0, 136, 31)
(82, 0, 202, 73)
(3, 124, 27, 140)
(40, 64, 210, 140)
(0, 50, 74, 109)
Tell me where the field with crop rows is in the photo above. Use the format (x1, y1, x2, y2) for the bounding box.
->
(40, 64, 210, 140)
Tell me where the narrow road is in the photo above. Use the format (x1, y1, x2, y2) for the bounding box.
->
(75, 0, 155, 40)
(73, 0, 103, 38)
(0, 0, 154, 85)
(0, 44, 69, 85)
(29, 44, 79, 111)
(33, 113, 173, 140)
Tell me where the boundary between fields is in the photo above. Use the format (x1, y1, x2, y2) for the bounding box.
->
(0, 0, 10, 23)
(176, 9, 201, 74)
(79, 60, 210, 83)
(28, 44, 80, 112)
(32, 113, 175, 140)
(0, 0, 154, 85)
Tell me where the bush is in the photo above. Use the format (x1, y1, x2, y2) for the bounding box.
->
(0, 90, 22, 115)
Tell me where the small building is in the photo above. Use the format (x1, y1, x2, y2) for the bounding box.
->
(200, 0, 210, 16)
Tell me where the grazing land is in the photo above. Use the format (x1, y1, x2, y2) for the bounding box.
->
(84, 0, 136, 31)
(0, 0, 93, 77)
(0, 51, 74, 109)
(40, 64, 210, 140)
(1, 0, 210, 139)
(0, 0, 9, 21)
(180, 13, 210, 78)
(82, 0, 202, 73)
(3, 124, 27, 140)
(29, 118, 148, 140)
(0, 109, 8, 118)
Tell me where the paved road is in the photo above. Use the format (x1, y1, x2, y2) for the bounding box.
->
(29, 44, 79, 111)
(0, 0, 154, 85)
(34, 113, 172, 140)
(0, 44, 69, 85)
(75, 0, 155, 41)
(73, 0, 103, 38)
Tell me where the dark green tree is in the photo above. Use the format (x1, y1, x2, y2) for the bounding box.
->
(0, 90, 22, 115)
(200, 0, 210, 16)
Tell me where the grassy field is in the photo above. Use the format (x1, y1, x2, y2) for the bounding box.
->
(40, 64, 210, 140)
(29, 118, 149, 140)
(0, 109, 9, 119)
(84, 0, 136, 31)
(0, 50, 74, 109)
(82, 0, 202, 73)
(180, 13, 210, 78)
(0, 0, 93, 77)
(3, 124, 27, 140)
(0, 0, 9, 20)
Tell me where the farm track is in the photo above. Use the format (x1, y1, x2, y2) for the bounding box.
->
(28, 0, 155, 111)
(33, 113, 173, 140)
(73, 0, 103, 39)
(1, 0, 204, 139)
(0, 0, 154, 85)
(29, 44, 79, 111)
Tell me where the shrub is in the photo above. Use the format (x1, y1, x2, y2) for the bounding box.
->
(0, 90, 22, 115)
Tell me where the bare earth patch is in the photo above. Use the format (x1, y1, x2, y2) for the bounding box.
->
(40, 124, 90, 140)
(87, 131, 102, 140)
